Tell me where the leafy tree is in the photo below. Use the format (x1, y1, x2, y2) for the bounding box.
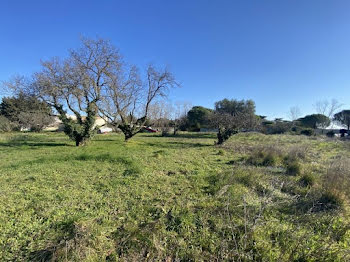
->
(298, 114, 330, 129)
(187, 106, 212, 131)
(211, 99, 260, 144)
(334, 110, 350, 130)
(0, 93, 53, 131)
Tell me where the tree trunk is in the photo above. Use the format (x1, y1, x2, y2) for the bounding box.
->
(121, 127, 136, 141)
(217, 130, 224, 145)
(124, 132, 134, 141)
(217, 128, 237, 145)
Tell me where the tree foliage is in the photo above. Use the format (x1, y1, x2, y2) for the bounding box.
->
(334, 110, 350, 130)
(297, 114, 330, 129)
(211, 99, 259, 144)
(0, 93, 53, 131)
(0, 115, 16, 132)
(186, 106, 212, 131)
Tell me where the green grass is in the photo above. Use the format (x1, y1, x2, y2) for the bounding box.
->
(0, 132, 350, 261)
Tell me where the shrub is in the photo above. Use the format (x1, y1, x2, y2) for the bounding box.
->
(263, 121, 292, 134)
(161, 127, 172, 137)
(291, 126, 302, 133)
(322, 158, 350, 207)
(262, 152, 278, 166)
(326, 130, 335, 138)
(299, 174, 315, 187)
(318, 190, 343, 209)
(246, 145, 281, 166)
(300, 129, 314, 136)
(287, 145, 308, 160)
(284, 159, 302, 175)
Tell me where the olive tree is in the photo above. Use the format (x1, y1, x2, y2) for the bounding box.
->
(211, 99, 260, 144)
(7, 38, 121, 146)
(100, 64, 179, 141)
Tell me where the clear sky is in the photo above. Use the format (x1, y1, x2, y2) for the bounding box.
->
(1, 0, 350, 119)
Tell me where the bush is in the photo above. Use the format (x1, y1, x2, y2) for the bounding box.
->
(291, 126, 302, 133)
(246, 146, 281, 166)
(322, 158, 350, 207)
(318, 190, 343, 209)
(263, 121, 292, 134)
(326, 130, 335, 138)
(299, 174, 315, 187)
(300, 129, 314, 136)
(287, 145, 308, 160)
(284, 159, 302, 176)
(262, 152, 278, 166)
(161, 130, 171, 137)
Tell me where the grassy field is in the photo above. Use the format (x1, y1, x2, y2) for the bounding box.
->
(0, 132, 350, 261)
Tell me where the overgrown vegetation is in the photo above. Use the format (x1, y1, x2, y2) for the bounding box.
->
(0, 132, 350, 261)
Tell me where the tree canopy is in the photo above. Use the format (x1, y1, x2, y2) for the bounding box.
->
(215, 98, 255, 116)
(211, 99, 259, 144)
(0, 92, 53, 131)
(297, 114, 330, 129)
(334, 110, 350, 130)
(186, 106, 212, 131)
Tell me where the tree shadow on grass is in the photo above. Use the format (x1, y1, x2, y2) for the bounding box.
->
(143, 141, 212, 149)
(276, 195, 340, 216)
(138, 132, 217, 139)
(29, 247, 55, 262)
(0, 141, 71, 148)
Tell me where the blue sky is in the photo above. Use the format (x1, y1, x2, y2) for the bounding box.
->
(1, 0, 350, 119)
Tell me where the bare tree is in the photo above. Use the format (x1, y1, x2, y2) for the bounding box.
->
(152, 101, 173, 136)
(173, 101, 192, 135)
(7, 38, 121, 146)
(100, 65, 179, 141)
(287, 106, 301, 121)
(314, 99, 342, 119)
